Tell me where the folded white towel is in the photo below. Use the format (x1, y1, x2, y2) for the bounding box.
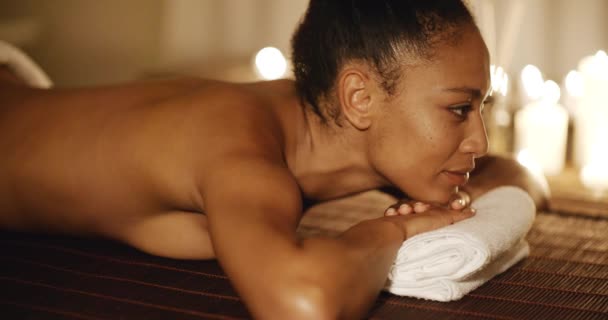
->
(0, 39, 52, 88)
(385, 186, 535, 301)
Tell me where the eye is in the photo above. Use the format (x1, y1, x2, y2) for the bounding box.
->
(448, 104, 472, 118)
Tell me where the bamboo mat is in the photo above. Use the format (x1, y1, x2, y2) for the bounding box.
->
(1, 190, 607, 319)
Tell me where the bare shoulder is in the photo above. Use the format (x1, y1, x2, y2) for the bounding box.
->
(176, 80, 286, 135)
(168, 80, 290, 173)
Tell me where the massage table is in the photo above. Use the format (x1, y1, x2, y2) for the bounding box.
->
(1, 180, 607, 319)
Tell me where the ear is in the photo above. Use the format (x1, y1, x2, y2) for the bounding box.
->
(337, 68, 374, 130)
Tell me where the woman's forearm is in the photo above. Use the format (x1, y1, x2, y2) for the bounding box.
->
(268, 218, 404, 319)
(280, 207, 472, 320)
(285, 217, 404, 320)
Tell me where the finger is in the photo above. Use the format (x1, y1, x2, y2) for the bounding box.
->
(402, 207, 476, 238)
(451, 207, 476, 223)
(413, 202, 430, 213)
(397, 203, 412, 215)
(450, 198, 466, 210)
(385, 207, 397, 216)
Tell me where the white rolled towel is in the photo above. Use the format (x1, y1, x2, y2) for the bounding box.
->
(385, 186, 535, 301)
(0, 39, 52, 88)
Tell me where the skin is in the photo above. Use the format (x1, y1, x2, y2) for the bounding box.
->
(0, 25, 547, 319)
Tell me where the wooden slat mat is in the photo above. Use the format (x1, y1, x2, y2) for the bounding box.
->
(1, 191, 607, 319)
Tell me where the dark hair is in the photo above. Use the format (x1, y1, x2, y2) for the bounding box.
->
(291, 0, 476, 122)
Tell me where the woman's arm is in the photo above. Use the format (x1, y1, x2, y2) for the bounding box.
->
(202, 155, 475, 320)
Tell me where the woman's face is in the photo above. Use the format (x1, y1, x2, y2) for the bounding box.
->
(369, 27, 491, 205)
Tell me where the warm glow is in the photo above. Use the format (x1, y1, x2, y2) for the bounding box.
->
(565, 70, 584, 98)
(490, 65, 503, 92)
(521, 65, 544, 100)
(516, 149, 550, 194)
(541, 80, 560, 105)
(580, 156, 608, 192)
(490, 65, 509, 96)
(517, 149, 541, 173)
(573, 49, 608, 168)
(254, 47, 287, 80)
(501, 73, 509, 96)
(495, 108, 511, 126)
(594, 50, 608, 75)
(580, 50, 608, 78)
(515, 77, 569, 176)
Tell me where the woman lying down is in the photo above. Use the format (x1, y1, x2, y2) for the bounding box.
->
(0, 0, 547, 319)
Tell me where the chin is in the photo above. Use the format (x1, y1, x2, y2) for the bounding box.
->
(397, 179, 458, 205)
(417, 186, 457, 206)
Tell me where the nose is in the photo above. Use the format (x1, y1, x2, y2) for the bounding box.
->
(459, 111, 489, 158)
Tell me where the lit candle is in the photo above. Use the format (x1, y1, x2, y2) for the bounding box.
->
(516, 149, 550, 196)
(574, 50, 608, 168)
(562, 70, 583, 116)
(514, 79, 569, 176)
(580, 144, 608, 192)
(518, 64, 544, 107)
(487, 65, 511, 155)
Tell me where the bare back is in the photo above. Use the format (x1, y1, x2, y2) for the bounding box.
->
(0, 77, 297, 258)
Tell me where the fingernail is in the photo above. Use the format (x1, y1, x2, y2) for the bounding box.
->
(414, 202, 427, 212)
(398, 204, 412, 214)
(386, 208, 397, 216)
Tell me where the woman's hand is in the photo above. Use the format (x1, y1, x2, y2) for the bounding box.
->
(382, 190, 475, 239)
(383, 202, 476, 241)
(384, 190, 473, 216)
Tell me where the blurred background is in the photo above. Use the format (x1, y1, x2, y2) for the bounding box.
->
(1, 0, 606, 85)
(0, 0, 309, 85)
(1, 0, 607, 200)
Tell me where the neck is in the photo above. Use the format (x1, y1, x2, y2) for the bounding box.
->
(284, 100, 388, 201)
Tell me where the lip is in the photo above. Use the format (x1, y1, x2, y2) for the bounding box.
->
(442, 170, 471, 186)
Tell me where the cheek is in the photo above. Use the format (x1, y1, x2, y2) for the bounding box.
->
(370, 116, 442, 177)
(408, 115, 459, 163)
(372, 113, 463, 202)
(407, 121, 464, 202)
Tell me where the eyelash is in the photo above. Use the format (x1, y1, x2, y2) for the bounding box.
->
(449, 104, 473, 118)
(449, 97, 493, 119)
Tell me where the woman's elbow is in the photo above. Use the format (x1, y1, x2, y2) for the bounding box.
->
(259, 281, 338, 320)
(468, 155, 550, 210)
(507, 157, 550, 211)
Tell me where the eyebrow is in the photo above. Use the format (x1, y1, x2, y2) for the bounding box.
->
(442, 87, 483, 98)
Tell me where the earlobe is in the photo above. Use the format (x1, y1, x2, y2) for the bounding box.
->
(338, 69, 374, 130)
